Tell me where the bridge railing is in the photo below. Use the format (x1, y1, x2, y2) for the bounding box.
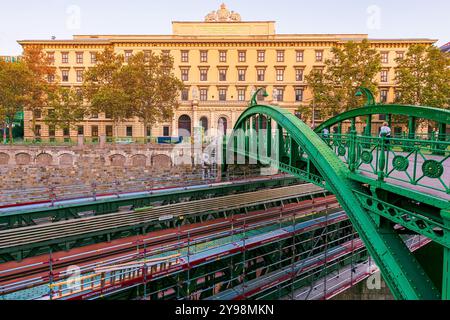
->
(321, 133, 450, 196)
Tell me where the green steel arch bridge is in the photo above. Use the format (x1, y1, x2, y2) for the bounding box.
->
(223, 88, 450, 300)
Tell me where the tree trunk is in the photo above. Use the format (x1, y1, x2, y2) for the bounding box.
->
(8, 122, 13, 144)
(31, 113, 36, 141)
(143, 118, 147, 143)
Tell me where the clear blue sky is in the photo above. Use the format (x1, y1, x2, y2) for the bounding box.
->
(1, 0, 448, 55)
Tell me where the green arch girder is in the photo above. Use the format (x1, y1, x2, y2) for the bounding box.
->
(232, 104, 440, 300)
(315, 104, 450, 133)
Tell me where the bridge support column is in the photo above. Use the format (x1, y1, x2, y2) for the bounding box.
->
(267, 118, 272, 158)
(258, 115, 263, 162)
(442, 210, 450, 300)
(278, 124, 285, 164)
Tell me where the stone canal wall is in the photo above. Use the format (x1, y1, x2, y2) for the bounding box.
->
(0, 144, 207, 205)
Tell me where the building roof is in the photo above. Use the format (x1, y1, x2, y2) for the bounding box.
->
(16, 3, 437, 47)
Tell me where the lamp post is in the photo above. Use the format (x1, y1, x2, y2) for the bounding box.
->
(250, 87, 269, 107)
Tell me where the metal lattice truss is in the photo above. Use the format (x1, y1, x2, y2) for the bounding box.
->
(226, 100, 450, 300)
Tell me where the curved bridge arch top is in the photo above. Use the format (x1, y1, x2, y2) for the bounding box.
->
(315, 104, 450, 133)
(231, 103, 441, 300)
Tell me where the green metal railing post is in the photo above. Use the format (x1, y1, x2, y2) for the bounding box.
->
(365, 115, 372, 136)
(378, 134, 387, 181)
(442, 210, 450, 300)
(408, 116, 416, 140)
(278, 124, 284, 162)
(348, 118, 357, 172)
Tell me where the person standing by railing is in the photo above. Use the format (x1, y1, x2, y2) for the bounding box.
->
(379, 122, 391, 139)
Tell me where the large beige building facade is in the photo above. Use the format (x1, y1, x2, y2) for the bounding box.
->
(18, 3, 436, 140)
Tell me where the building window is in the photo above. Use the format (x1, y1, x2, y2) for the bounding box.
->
(238, 51, 246, 62)
(381, 52, 389, 64)
(63, 127, 70, 137)
(125, 50, 133, 62)
(396, 51, 404, 60)
(181, 88, 189, 101)
(181, 69, 189, 81)
(76, 70, 84, 82)
(238, 89, 246, 101)
(199, 117, 208, 132)
(34, 110, 42, 119)
(200, 50, 208, 63)
(380, 70, 388, 83)
(296, 50, 304, 62)
(200, 69, 208, 81)
(178, 115, 192, 137)
(295, 88, 304, 102)
(218, 88, 227, 101)
(90, 52, 97, 64)
(47, 52, 55, 64)
(62, 70, 69, 82)
(219, 50, 227, 63)
(313, 67, 324, 75)
(76, 52, 83, 64)
(276, 69, 284, 81)
(106, 125, 113, 137)
(163, 126, 170, 137)
(126, 126, 133, 137)
(238, 69, 246, 81)
(315, 50, 324, 62)
(162, 50, 170, 58)
(143, 50, 152, 61)
(77, 126, 84, 135)
(61, 52, 69, 64)
(91, 125, 99, 137)
(380, 89, 388, 103)
(295, 69, 304, 82)
(48, 126, 55, 137)
(200, 88, 208, 101)
(395, 90, 402, 101)
(181, 50, 189, 63)
(47, 74, 55, 83)
(274, 88, 284, 102)
(35, 125, 41, 137)
(218, 117, 228, 134)
(276, 50, 285, 62)
(257, 69, 265, 82)
(219, 69, 227, 81)
(257, 50, 265, 62)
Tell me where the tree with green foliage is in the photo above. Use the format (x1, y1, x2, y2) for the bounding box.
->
(44, 87, 86, 133)
(84, 49, 183, 138)
(21, 46, 58, 139)
(303, 39, 381, 122)
(120, 52, 184, 137)
(83, 48, 129, 137)
(395, 44, 450, 109)
(0, 60, 33, 143)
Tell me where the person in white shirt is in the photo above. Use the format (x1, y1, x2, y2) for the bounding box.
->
(379, 122, 391, 138)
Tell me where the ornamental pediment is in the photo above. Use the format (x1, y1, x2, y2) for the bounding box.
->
(205, 3, 241, 22)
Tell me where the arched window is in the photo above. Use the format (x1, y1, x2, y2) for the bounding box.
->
(178, 115, 192, 137)
(199, 117, 208, 133)
(218, 117, 228, 134)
